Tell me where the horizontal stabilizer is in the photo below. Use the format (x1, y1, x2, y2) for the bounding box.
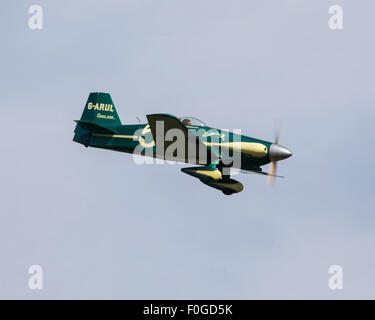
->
(74, 120, 116, 134)
(235, 168, 285, 178)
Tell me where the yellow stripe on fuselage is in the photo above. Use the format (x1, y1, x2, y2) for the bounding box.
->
(92, 134, 267, 158)
(92, 133, 135, 139)
(204, 142, 267, 158)
(92, 133, 156, 148)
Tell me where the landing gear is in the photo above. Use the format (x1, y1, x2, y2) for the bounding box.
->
(190, 162, 244, 195)
(217, 161, 231, 181)
(216, 162, 243, 195)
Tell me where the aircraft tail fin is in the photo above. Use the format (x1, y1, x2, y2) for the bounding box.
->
(73, 92, 121, 146)
(78, 92, 121, 126)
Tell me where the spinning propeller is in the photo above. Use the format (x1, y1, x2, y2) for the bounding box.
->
(267, 127, 292, 185)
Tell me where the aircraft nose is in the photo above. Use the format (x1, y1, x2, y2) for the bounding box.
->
(269, 144, 292, 161)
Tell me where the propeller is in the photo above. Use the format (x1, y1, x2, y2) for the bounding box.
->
(235, 124, 291, 183)
(267, 127, 280, 186)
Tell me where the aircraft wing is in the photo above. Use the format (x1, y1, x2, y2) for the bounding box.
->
(146, 113, 219, 164)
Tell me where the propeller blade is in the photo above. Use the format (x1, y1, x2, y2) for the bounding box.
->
(268, 123, 280, 185)
(274, 123, 280, 145)
(267, 161, 277, 185)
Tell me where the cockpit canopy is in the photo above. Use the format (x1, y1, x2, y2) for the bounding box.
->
(179, 116, 207, 127)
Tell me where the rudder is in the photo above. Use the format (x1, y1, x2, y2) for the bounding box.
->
(73, 92, 121, 146)
(79, 92, 121, 126)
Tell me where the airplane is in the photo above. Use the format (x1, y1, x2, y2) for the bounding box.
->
(73, 92, 292, 195)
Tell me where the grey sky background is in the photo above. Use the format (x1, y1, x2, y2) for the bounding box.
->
(0, 0, 374, 299)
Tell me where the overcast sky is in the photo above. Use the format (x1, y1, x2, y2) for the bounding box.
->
(1, 0, 374, 299)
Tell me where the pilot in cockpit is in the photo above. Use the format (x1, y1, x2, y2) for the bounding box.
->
(182, 119, 192, 126)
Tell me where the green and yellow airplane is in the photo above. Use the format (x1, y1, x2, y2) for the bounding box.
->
(73, 92, 292, 195)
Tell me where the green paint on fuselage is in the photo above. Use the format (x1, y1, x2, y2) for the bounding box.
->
(73, 123, 273, 171)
